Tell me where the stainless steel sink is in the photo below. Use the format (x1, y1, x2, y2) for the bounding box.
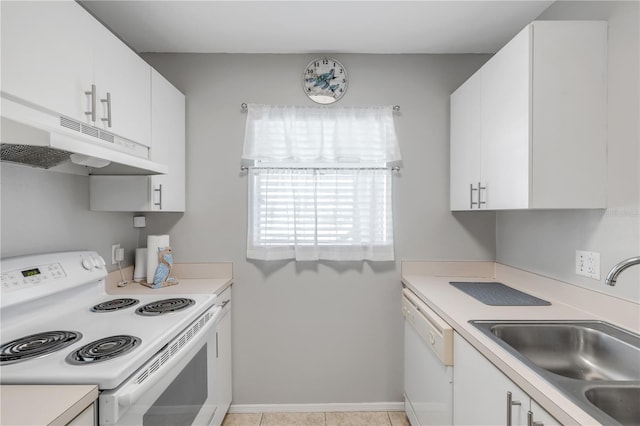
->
(585, 386, 640, 425)
(486, 321, 640, 381)
(471, 320, 640, 425)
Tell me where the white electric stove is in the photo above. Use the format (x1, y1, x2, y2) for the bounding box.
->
(1, 251, 222, 425)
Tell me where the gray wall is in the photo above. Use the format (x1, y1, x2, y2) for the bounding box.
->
(140, 53, 495, 405)
(0, 163, 138, 267)
(496, 1, 640, 303)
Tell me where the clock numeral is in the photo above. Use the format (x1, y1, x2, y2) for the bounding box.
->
(322, 59, 329, 65)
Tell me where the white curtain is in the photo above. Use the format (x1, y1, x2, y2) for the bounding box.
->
(243, 104, 401, 262)
(242, 104, 401, 164)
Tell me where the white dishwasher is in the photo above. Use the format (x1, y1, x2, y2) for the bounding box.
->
(402, 288, 454, 426)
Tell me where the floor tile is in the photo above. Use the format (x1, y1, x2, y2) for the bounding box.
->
(325, 411, 391, 426)
(260, 412, 325, 426)
(388, 411, 410, 426)
(222, 413, 263, 426)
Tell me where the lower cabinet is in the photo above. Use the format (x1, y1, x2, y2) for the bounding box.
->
(453, 333, 560, 426)
(67, 401, 96, 426)
(212, 287, 232, 425)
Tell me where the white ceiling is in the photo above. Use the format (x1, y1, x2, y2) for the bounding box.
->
(80, 1, 555, 54)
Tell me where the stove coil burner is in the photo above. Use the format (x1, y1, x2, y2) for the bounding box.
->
(90, 298, 140, 312)
(66, 335, 141, 365)
(0, 331, 82, 365)
(136, 298, 196, 316)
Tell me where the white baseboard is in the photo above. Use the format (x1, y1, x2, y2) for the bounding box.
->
(229, 402, 404, 414)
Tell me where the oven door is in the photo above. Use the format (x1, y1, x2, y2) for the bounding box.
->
(99, 306, 222, 426)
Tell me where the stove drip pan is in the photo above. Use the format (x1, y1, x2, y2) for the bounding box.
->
(66, 335, 141, 365)
(0, 331, 82, 365)
(91, 298, 140, 312)
(136, 298, 195, 316)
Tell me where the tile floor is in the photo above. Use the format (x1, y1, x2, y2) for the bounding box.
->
(222, 411, 410, 426)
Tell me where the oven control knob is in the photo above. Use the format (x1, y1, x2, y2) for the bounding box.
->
(92, 254, 106, 268)
(81, 256, 95, 270)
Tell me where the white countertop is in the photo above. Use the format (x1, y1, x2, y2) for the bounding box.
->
(401, 261, 640, 426)
(0, 385, 98, 426)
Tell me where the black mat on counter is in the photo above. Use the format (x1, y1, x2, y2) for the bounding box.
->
(449, 281, 551, 306)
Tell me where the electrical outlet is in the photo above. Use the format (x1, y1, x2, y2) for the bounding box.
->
(576, 250, 600, 279)
(111, 244, 121, 265)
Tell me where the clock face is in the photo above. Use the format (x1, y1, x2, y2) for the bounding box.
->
(303, 57, 348, 104)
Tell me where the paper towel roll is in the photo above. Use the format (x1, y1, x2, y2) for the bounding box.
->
(133, 248, 148, 282)
(146, 235, 170, 283)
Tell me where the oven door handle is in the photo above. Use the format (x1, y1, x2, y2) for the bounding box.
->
(101, 306, 222, 422)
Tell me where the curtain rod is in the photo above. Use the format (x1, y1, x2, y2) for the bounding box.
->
(240, 103, 400, 112)
(240, 165, 401, 172)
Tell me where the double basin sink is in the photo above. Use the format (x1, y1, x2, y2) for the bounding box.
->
(471, 320, 640, 425)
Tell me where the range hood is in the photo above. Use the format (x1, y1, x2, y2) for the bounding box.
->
(1, 94, 168, 176)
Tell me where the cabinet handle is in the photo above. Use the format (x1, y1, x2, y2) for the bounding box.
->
(101, 92, 112, 127)
(470, 183, 478, 209)
(154, 184, 163, 210)
(478, 182, 487, 208)
(215, 331, 219, 358)
(85, 84, 96, 122)
(507, 391, 522, 426)
(527, 410, 544, 426)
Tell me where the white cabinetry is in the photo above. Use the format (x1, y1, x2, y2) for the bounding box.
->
(1, 0, 151, 147)
(450, 21, 607, 210)
(212, 286, 232, 426)
(90, 70, 185, 212)
(93, 24, 151, 146)
(67, 402, 96, 426)
(453, 333, 560, 426)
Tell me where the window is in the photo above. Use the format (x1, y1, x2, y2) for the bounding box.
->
(242, 104, 401, 261)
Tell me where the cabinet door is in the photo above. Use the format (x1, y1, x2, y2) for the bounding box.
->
(453, 333, 528, 426)
(93, 20, 151, 146)
(480, 26, 531, 210)
(1, 1, 94, 123)
(212, 298, 232, 426)
(450, 72, 482, 211)
(150, 70, 186, 211)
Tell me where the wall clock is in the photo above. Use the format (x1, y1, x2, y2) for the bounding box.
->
(303, 57, 348, 104)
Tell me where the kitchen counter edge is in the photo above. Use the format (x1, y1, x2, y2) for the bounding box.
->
(0, 384, 98, 426)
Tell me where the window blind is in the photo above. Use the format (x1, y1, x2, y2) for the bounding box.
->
(247, 168, 394, 261)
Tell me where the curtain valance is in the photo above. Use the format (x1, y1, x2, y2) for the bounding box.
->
(242, 104, 401, 164)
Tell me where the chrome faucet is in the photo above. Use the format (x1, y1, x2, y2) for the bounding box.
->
(605, 256, 640, 286)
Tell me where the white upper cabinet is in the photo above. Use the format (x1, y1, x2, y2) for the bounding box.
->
(1, 1, 95, 122)
(450, 21, 607, 211)
(93, 24, 151, 147)
(90, 70, 185, 212)
(450, 72, 482, 210)
(148, 69, 186, 212)
(1, 0, 151, 147)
